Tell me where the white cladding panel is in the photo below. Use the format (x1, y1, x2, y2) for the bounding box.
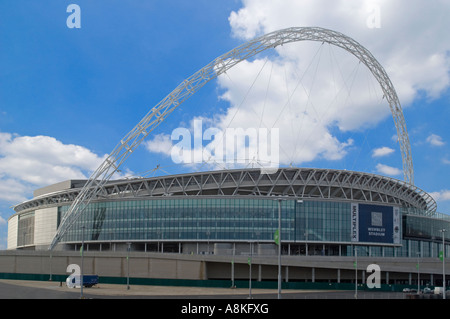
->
(34, 207, 58, 246)
(7, 215, 18, 250)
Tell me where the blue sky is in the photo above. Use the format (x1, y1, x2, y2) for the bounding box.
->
(1, 0, 449, 249)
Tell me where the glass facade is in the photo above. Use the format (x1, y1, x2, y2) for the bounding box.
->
(296, 201, 350, 242)
(60, 198, 291, 243)
(404, 214, 450, 242)
(59, 198, 389, 247)
(8, 196, 447, 258)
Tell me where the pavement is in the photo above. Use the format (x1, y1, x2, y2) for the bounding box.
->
(1, 279, 433, 318)
(0, 279, 308, 298)
(0, 278, 413, 301)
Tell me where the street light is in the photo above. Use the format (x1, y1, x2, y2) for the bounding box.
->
(416, 252, 421, 294)
(354, 246, 358, 299)
(80, 225, 85, 299)
(231, 244, 235, 288)
(248, 241, 253, 299)
(440, 229, 446, 299)
(277, 198, 282, 299)
(274, 197, 302, 299)
(127, 242, 131, 290)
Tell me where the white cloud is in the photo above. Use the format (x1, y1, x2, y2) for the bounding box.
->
(145, 118, 283, 171)
(0, 132, 107, 203)
(145, 133, 173, 155)
(0, 178, 30, 203)
(426, 134, 445, 147)
(376, 163, 402, 176)
(430, 190, 450, 202)
(216, 0, 450, 167)
(372, 146, 395, 157)
(0, 216, 6, 225)
(228, 0, 450, 104)
(143, 1, 450, 172)
(215, 56, 357, 165)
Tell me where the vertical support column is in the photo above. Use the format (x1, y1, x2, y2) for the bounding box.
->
(312, 267, 315, 283)
(258, 264, 262, 282)
(408, 239, 411, 257)
(285, 266, 289, 283)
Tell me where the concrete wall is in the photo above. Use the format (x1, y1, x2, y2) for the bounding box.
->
(0, 250, 207, 281)
(1, 250, 449, 287)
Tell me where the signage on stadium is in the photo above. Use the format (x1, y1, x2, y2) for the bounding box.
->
(351, 203, 400, 245)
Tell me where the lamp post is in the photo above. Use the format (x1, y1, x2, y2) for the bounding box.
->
(440, 229, 446, 299)
(49, 252, 52, 281)
(127, 242, 131, 290)
(416, 252, 420, 294)
(231, 243, 235, 288)
(274, 197, 302, 299)
(80, 226, 85, 299)
(354, 246, 358, 299)
(277, 198, 282, 299)
(248, 241, 253, 299)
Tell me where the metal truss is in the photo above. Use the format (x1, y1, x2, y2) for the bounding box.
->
(49, 27, 414, 250)
(17, 168, 436, 219)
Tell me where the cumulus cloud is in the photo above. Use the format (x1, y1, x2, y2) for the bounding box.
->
(145, 133, 173, 155)
(145, 117, 283, 171)
(429, 190, 450, 214)
(0, 132, 107, 203)
(143, 1, 450, 174)
(0, 178, 30, 203)
(376, 163, 402, 177)
(372, 146, 395, 158)
(228, 0, 450, 103)
(426, 134, 445, 147)
(430, 190, 450, 202)
(217, 0, 450, 167)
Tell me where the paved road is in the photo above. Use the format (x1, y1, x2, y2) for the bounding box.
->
(0, 279, 406, 299)
(0, 280, 433, 318)
(0, 280, 79, 299)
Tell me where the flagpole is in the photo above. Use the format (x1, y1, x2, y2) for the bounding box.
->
(417, 252, 420, 294)
(354, 246, 358, 299)
(80, 225, 84, 299)
(441, 229, 446, 299)
(249, 242, 252, 299)
(277, 198, 282, 299)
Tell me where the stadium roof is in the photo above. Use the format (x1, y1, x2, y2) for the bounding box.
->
(14, 168, 436, 216)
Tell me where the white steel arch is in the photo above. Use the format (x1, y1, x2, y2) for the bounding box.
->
(49, 27, 414, 250)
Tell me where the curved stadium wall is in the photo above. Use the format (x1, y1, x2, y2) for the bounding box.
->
(8, 168, 450, 260)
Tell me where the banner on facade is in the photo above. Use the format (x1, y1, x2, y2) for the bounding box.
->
(351, 203, 359, 242)
(351, 203, 401, 245)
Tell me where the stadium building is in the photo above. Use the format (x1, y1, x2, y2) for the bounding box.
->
(4, 28, 450, 289)
(6, 167, 450, 287)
